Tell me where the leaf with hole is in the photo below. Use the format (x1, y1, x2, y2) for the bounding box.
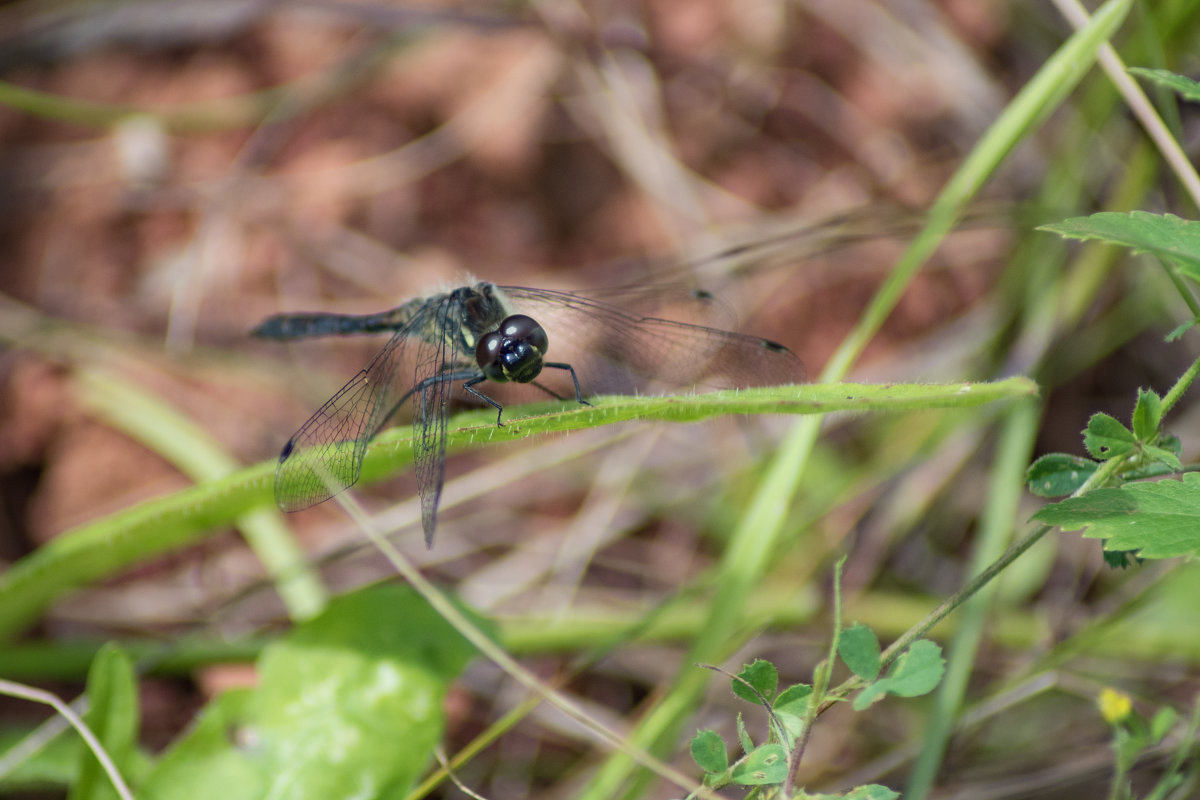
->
(1084, 413, 1136, 460)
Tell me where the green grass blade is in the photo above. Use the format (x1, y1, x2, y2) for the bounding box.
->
(0, 379, 1033, 642)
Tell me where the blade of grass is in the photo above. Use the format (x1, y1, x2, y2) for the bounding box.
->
(0, 379, 1032, 641)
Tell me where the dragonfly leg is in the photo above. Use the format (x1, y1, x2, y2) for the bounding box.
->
(463, 375, 505, 426)
(408, 367, 482, 423)
(543, 362, 592, 407)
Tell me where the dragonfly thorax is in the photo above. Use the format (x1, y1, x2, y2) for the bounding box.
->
(476, 314, 549, 384)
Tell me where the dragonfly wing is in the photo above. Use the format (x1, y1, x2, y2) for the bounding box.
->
(500, 285, 805, 394)
(409, 300, 467, 547)
(273, 322, 417, 512)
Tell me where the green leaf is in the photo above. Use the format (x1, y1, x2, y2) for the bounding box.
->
(690, 730, 728, 774)
(1143, 444, 1183, 471)
(773, 683, 813, 714)
(886, 640, 945, 697)
(1128, 67, 1200, 102)
(1084, 413, 1137, 460)
(772, 684, 811, 741)
(838, 624, 881, 680)
(851, 640, 945, 710)
(1150, 707, 1178, 743)
(1034, 473, 1200, 558)
(71, 643, 137, 800)
(1131, 389, 1163, 441)
(733, 659, 778, 704)
(140, 585, 480, 800)
(730, 744, 787, 786)
(1026, 453, 1098, 497)
(1039, 212, 1200, 281)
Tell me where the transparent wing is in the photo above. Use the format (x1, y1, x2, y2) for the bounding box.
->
(499, 285, 805, 396)
(273, 305, 439, 512)
(409, 300, 471, 547)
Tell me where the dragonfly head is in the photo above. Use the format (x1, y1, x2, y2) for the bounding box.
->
(476, 314, 549, 384)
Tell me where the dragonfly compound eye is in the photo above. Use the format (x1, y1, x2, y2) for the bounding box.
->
(476, 315, 548, 383)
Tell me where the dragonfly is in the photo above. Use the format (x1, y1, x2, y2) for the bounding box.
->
(253, 281, 806, 546)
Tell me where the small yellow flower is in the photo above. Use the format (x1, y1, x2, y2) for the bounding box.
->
(1098, 687, 1132, 724)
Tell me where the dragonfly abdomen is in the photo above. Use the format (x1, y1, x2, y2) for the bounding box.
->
(252, 307, 420, 340)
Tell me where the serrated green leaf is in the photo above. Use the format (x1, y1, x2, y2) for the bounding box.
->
(1132, 389, 1162, 441)
(71, 643, 138, 800)
(690, 730, 728, 774)
(887, 640, 945, 697)
(1084, 412, 1136, 460)
(730, 744, 787, 786)
(1128, 67, 1200, 102)
(838, 624, 881, 680)
(733, 659, 778, 704)
(1039, 212, 1200, 281)
(1034, 473, 1200, 558)
(1026, 453, 1099, 497)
